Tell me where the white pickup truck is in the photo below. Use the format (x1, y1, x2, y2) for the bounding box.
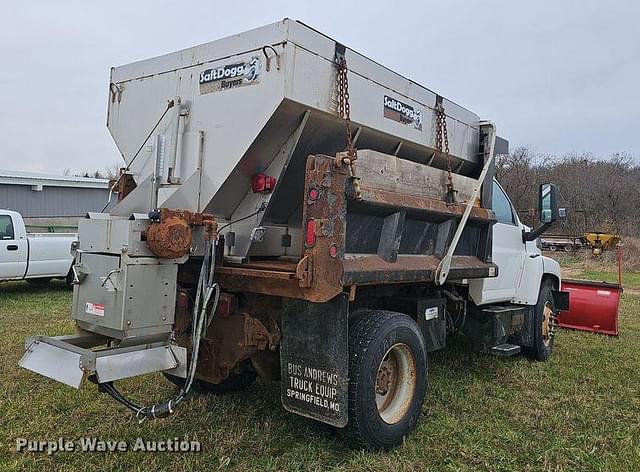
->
(0, 209, 77, 285)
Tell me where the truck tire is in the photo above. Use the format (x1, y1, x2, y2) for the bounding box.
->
(523, 280, 556, 361)
(340, 310, 427, 450)
(65, 268, 75, 287)
(163, 361, 256, 395)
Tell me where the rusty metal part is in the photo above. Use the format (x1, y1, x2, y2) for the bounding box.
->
(197, 312, 280, 383)
(355, 185, 496, 222)
(336, 151, 362, 201)
(296, 155, 348, 302)
(348, 285, 357, 302)
(542, 302, 553, 346)
(215, 153, 496, 302)
(146, 208, 218, 258)
(173, 290, 280, 385)
(376, 359, 394, 395)
(113, 169, 136, 202)
(336, 53, 361, 200)
(216, 292, 239, 318)
(435, 102, 456, 202)
(343, 254, 496, 286)
(153, 208, 217, 231)
(147, 216, 192, 258)
(375, 343, 417, 425)
(215, 266, 306, 300)
(336, 56, 356, 159)
(217, 155, 349, 303)
(250, 349, 281, 381)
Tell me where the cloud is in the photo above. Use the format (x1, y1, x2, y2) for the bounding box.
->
(0, 0, 637, 174)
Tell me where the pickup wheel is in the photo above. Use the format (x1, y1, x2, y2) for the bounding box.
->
(523, 280, 556, 361)
(339, 310, 427, 450)
(65, 268, 75, 287)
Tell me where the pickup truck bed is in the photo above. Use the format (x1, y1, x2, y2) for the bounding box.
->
(0, 209, 76, 282)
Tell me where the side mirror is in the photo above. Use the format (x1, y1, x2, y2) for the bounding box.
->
(524, 183, 563, 242)
(539, 183, 559, 224)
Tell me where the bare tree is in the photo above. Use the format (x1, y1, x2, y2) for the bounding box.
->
(496, 148, 639, 237)
(73, 164, 121, 180)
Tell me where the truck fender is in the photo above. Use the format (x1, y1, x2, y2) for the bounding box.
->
(513, 255, 561, 305)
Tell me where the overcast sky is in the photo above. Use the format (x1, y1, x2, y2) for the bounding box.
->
(1, 0, 638, 174)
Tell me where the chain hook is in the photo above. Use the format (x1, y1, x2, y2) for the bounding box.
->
(336, 52, 361, 199)
(435, 103, 456, 203)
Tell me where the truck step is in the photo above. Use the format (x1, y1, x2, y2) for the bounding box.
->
(478, 304, 527, 315)
(490, 343, 521, 357)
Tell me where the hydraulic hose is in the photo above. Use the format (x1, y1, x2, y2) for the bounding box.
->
(99, 239, 219, 420)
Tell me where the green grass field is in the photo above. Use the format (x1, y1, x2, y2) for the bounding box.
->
(1, 265, 639, 471)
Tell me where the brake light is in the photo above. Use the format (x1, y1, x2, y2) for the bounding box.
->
(251, 173, 276, 193)
(305, 219, 316, 247)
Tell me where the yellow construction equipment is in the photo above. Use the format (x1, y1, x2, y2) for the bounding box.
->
(583, 232, 620, 255)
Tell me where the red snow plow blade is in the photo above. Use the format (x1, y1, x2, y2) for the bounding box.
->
(557, 248, 623, 336)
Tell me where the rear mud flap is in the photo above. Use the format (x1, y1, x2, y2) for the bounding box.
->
(280, 293, 349, 427)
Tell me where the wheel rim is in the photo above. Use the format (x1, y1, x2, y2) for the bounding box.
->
(375, 343, 417, 424)
(542, 302, 554, 346)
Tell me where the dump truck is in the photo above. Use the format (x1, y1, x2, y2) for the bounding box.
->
(19, 19, 570, 450)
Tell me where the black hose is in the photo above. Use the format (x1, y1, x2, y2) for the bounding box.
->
(98, 240, 220, 420)
(101, 382, 178, 419)
(217, 201, 267, 233)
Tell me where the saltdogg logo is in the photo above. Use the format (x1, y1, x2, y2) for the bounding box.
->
(199, 57, 261, 94)
(383, 95, 423, 130)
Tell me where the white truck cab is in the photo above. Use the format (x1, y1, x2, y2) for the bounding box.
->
(470, 180, 561, 306)
(0, 209, 77, 283)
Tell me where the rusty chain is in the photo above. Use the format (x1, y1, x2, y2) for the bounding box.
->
(435, 103, 456, 202)
(336, 56, 361, 199)
(337, 57, 356, 159)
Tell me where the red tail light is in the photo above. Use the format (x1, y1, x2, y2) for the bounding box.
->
(251, 173, 276, 193)
(305, 219, 316, 247)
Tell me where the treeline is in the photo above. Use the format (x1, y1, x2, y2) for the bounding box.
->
(495, 148, 640, 237)
(62, 164, 120, 180)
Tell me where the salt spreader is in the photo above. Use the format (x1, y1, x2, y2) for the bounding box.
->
(19, 19, 571, 449)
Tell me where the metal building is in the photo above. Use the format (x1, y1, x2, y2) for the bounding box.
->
(0, 170, 114, 230)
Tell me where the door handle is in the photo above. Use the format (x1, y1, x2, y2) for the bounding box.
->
(7, 245, 18, 251)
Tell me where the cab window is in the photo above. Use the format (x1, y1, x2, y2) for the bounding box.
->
(492, 181, 515, 225)
(0, 215, 15, 240)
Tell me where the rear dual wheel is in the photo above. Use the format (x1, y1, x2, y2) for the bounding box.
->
(340, 310, 427, 450)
